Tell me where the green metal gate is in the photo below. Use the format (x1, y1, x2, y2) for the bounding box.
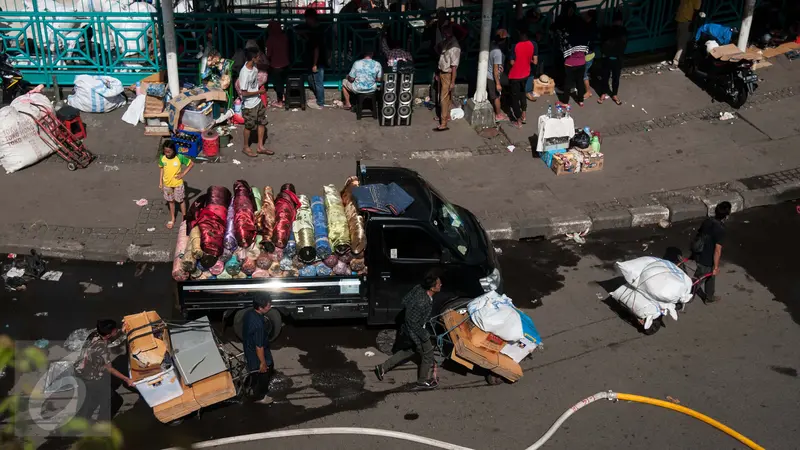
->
(0, 0, 757, 86)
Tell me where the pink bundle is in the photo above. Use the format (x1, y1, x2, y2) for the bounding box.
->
(233, 180, 257, 248)
(171, 221, 190, 281)
(195, 186, 232, 258)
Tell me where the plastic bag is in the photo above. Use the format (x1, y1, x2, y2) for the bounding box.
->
(67, 75, 126, 113)
(570, 129, 591, 149)
(64, 328, 92, 352)
(467, 291, 523, 341)
(122, 94, 146, 126)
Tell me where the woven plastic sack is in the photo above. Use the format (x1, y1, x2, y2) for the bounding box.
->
(616, 257, 693, 304)
(0, 93, 56, 173)
(467, 291, 523, 341)
(610, 284, 678, 330)
(67, 75, 125, 113)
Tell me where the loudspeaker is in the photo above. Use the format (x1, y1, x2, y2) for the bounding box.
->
(380, 72, 398, 127)
(397, 72, 414, 126)
(285, 75, 306, 110)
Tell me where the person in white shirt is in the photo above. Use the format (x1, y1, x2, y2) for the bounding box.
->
(239, 49, 273, 157)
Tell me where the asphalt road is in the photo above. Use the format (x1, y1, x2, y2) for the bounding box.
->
(2, 202, 798, 450)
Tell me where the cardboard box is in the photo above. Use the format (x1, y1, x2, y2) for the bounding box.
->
(551, 152, 580, 176)
(469, 325, 506, 353)
(541, 148, 567, 168)
(579, 150, 604, 173)
(167, 86, 227, 130)
(710, 44, 762, 62)
(123, 311, 167, 370)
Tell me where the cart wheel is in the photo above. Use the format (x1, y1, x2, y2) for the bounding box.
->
(485, 373, 505, 386)
(67, 162, 77, 171)
(643, 317, 663, 336)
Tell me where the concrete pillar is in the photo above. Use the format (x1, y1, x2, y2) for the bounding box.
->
(161, 0, 180, 97)
(465, 0, 495, 128)
(737, 0, 757, 51)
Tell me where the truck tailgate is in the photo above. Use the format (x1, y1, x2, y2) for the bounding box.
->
(179, 276, 367, 320)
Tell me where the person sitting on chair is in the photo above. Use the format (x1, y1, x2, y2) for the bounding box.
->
(341, 51, 383, 110)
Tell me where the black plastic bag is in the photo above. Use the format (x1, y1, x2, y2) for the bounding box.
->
(571, 130, 591, 149)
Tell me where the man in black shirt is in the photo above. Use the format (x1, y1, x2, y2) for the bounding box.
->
(693, 201, 731, 304)
(296, 9, 328, 109)
(374, 272, 442, 390)
(243, 298, 275, 404)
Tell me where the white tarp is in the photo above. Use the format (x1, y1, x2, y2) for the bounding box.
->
(616, 256, 693, 304)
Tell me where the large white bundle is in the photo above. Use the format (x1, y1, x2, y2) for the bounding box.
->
(610, 284, 678, 330)
(67, 75, 126, 113)
(616, 257, 693, 304)
(467, 291, 523, 341)
(0, 93, 56, 174)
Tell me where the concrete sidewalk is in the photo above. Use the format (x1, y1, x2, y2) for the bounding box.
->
(2, 56, 799, 261)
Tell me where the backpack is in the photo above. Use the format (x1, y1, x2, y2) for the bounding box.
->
(690, 218, 718, 255)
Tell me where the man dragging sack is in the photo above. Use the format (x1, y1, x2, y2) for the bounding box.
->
(374, 271, 442, 390)
(691, 201, 731, 304)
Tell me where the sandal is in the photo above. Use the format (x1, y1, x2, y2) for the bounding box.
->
(597, 94, 608, 104)
(243, 149, 258, 157)
(166, 220, 174, 230)
(612, 96, 623, 105)
(433, 126, 450, 132)
(257, 148, 275, 155)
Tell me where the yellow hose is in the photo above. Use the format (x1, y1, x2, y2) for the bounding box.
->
(616, 393, 765, 450)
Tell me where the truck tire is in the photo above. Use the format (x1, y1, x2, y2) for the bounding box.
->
(437, 297, 469, 316)
(265, 308, 283, 342)
(232, 308, 282, 342)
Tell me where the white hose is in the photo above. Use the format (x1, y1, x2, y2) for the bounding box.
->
(161, 427, 476, 450)
(524, 391, 616, 450)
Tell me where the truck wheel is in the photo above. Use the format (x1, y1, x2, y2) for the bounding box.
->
(266, 308, 283, 342)
(485, 373, 505, 386)
(437, 297, 468, 316)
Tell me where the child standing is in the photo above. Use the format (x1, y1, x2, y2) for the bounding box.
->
(239, 48, 274, 157)
(158, 141, 193, 229)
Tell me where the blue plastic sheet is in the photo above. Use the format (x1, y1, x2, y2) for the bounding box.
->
(311, 196, 332, 259)
(516, 309, 542, 345)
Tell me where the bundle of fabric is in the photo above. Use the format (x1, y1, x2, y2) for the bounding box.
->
(225, 254, 242, 276)
(241, 258, 258, 276)
(172, 221, 190, 281)
(324, 254, 338, 268)
(256, 252, 272, 270)
(285, 230, 297, 259)
(183, 226, 203, 272)
(341, 177, 367, 255)
(352, 182, 414, 216)
(233, 180, 257, 248)
(299, 264, 317, 277)
(223, 200, 237, 253)
(310, 196, 332, 259)
(324, 184, 351, 254)
(252, 187, 263, 213)
(268, 261, 282, 277)
(333, 260, 350, 276)
(294, 195, 316, 263)
(198, 254, 218, 271)
(256, 186, 276, 252)
(350, 257, 366, 274)
(252, 269, 269, 278)
(279, 255, 294, 271)
(315, 262, 332, 276)
(209, 260, 225, 276)
(195, 186, 232, 258)
(272, 183, 301, 249)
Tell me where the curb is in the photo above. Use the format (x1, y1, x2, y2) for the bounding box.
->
(3, 170, 800, 264)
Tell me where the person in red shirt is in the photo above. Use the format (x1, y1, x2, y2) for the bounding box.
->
(507, 30, 537, 128)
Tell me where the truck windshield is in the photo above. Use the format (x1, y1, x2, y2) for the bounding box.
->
(432, 196, 470, 256)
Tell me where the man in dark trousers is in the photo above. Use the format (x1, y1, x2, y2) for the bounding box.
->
(243, 298, 275, 404)
(374, 272, 442, 390)
(693, 201, 731, 304)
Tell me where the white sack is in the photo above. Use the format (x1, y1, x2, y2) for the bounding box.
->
(610, 284, 678, 330)
(0, 93, 56, 173)
(67, 75, 126, 113)
(467, 291, 523, 341)
(615, 256, 693, 304)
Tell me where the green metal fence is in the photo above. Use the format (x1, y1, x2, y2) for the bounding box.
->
(0, 0, 757, 86)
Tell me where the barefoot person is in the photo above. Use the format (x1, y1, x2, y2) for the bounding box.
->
(158, 141, 193, 229)
(239, 48, 274, 157)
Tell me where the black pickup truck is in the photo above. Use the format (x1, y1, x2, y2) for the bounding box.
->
(177, 163, 502, 330)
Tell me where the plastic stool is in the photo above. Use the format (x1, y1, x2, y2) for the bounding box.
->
(62, 116, 86, 140)
(354, 91, 378, 120)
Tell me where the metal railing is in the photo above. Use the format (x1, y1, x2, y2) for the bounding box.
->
(0, 0, 756, 86)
